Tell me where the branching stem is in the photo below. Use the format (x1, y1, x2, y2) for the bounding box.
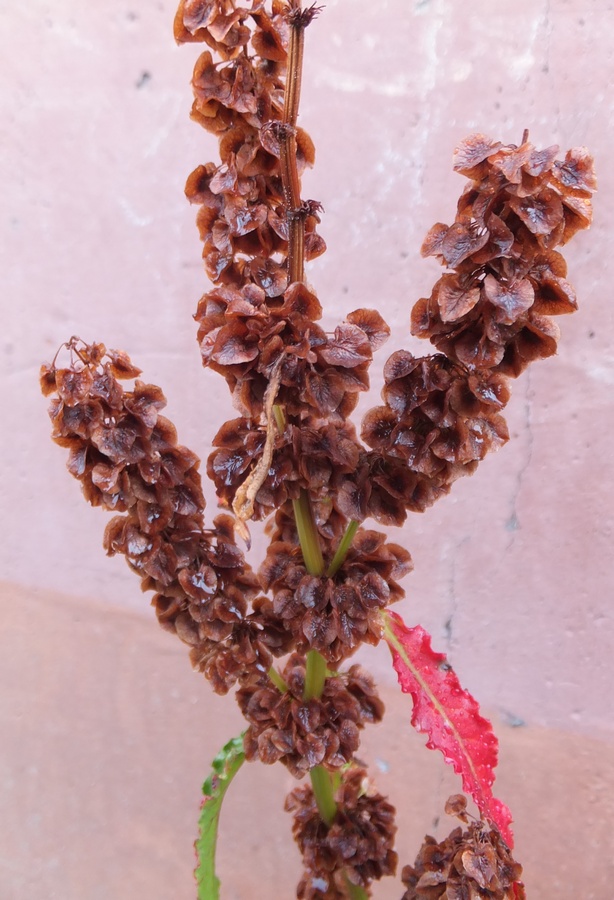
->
(268, 666, 288, 693)
(343, 874, 369, 900)
(327, 520, 359, 577)
(292, 489, 324, 576)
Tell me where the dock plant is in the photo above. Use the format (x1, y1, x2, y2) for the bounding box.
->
(40, 2, 595, 897)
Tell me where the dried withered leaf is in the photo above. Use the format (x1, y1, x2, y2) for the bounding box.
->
(232, 354, 284, 530)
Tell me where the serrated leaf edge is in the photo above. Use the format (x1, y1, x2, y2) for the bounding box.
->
(194, 733, 246, 900)
(381, 610, 514, 846)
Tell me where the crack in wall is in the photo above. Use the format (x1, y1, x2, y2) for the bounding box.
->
(442, 535, 469, 652)
(542, 0, 563, 138)
(543, 0, 552, 75)
(505, 370, 534, 548)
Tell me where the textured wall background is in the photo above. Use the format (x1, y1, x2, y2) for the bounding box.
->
(2, 1, 613, 898)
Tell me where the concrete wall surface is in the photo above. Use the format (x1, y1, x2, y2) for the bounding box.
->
(1, 0, 613, 897)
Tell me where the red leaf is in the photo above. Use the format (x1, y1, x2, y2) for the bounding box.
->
(382, 610, 514, 846)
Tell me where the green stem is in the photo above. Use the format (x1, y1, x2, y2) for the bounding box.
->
(343, 873, 369, 900)
(327, 520, 359, 578)
(268, 666, 288, 693)
(310, 765, 337, 827)
(303, 649, 327, 701)
(273, 403, 286, 434)
(292, 489, 325, 576)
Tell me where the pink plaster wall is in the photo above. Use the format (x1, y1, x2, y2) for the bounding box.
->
(2, 1, 614, 897)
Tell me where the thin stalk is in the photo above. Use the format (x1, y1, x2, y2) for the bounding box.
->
(268, 666, 288, 693)
(327, 520, 359, 578)
(284, 11, 305, 128)
(292, 489, 324, 576)
(273, 403, 286, 434)
(303, 649, 327, 700)
(343, 874, 369, 900)
(286, 210, 306, 284)
(279, 3, 311, 285)
(310, 765, 337, 827)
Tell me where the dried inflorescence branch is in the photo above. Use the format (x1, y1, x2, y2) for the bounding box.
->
(331, 134, 595, 529)
(40, 338, 271, 695)
(177, 0, 333, 418)
(412, 134, 595, 376)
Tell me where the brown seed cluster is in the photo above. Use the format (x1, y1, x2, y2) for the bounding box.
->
(237, 654, 384, 776)
(411, 133, 596, 376)
(209, 415, 364, 521)
(286, 766, 398, 897)
(400, 797, 525, 900)
(349, 351, 510, 525)
(40, 339, 271, 694)
(259, 525, 412, 663)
